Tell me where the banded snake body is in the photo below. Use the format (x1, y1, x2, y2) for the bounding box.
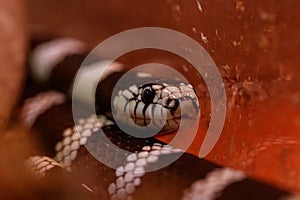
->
(18, 37, 295, 200)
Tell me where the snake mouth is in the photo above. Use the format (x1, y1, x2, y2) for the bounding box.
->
(131, 113, 197, 121)
(129, 105, 199, 127)
(113, 95, 199, 129)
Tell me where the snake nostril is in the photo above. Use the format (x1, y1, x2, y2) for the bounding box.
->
(167, 99, 179, 110)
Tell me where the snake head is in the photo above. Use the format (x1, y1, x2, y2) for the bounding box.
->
(112, 82, 199, 134)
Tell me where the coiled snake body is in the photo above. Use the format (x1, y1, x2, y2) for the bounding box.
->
(19, 38, 294, 200)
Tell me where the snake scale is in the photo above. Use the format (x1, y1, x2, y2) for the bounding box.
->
(17, 37, 296, 200)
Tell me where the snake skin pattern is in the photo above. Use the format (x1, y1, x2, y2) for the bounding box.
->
(18, 37, 298, 199)
(26, 156, 63, 178)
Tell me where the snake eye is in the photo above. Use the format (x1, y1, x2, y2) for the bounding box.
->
(141, 87, 155, 104)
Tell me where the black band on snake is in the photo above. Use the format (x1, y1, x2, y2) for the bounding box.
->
(18, 37, 295, 200)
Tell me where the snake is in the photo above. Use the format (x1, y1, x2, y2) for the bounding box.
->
(18, 37, 296, 200)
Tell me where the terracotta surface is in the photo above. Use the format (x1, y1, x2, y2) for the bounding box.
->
(0, 0, 27, 131)
(27, 0, 300, 192)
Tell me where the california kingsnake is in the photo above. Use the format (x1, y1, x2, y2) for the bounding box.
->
(18, 37, 297, 199)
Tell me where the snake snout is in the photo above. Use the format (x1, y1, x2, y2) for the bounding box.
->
(173, 97, 199, 119)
